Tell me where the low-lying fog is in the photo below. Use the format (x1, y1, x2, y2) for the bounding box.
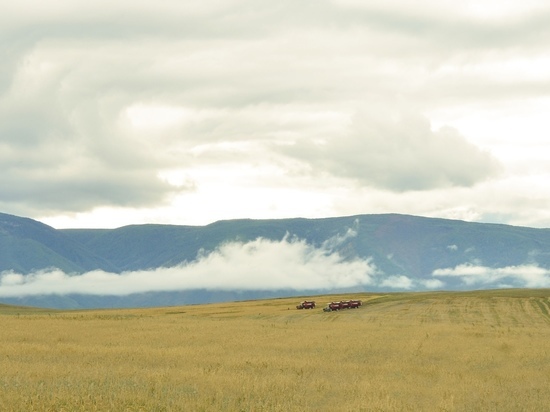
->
(1, 236, 549, 298)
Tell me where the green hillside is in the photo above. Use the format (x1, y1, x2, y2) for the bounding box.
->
(62, 214, 550, 277)
(0, 213, 118, 273)
(1, 212, 550, 308)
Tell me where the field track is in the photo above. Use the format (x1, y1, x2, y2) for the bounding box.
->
(1, 289, 550, 411)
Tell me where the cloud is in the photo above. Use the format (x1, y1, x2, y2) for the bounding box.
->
(1, 0, 550, 226)
(283, 106, 501, 191)
(0, 236, 376, 297)
(321, 219, 359, 249)
(0, 42, 194, 214)
(433, 263, 550, 287)
(377, 275, 444, 290)
(379, 275, 414, 289)
(420, 279, 445, 289)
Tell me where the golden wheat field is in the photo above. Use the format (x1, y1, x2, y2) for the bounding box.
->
(1, 289, 550, 411)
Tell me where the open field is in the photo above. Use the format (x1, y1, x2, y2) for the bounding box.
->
(1, 289, 550, 411)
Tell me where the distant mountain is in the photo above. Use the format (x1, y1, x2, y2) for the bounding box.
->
(61, 214, 550, 276)
(1, 212, 549, 308)
(0, 213, 118, 274)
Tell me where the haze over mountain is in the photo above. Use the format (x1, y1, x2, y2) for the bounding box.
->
(1, 212, 549, 309)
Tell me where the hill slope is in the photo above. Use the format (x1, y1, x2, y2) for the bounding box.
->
(1, 212, 550, 308)
(0, 213, 118, 274)
(62, 214, 550, 277)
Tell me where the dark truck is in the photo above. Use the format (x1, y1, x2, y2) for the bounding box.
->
(323, 299, 362, 312)
(296, 300, 316, 309)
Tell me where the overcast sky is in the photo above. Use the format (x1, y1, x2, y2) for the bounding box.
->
(2, 0, 550, 229)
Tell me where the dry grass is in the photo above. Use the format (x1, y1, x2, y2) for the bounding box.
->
(1, 289, 550, 411)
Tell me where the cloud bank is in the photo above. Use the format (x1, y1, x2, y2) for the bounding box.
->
(283, 107, 501, 191)
(433, 264, 550, 288)
(2, 0, 550, 228)
(0, 236, 376, 298)
(3, 230, 548, 298)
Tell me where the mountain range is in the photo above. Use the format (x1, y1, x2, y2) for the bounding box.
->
(1, 212, 549, 308)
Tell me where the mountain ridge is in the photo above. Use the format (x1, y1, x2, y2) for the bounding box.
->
(1, 212, 549, 308)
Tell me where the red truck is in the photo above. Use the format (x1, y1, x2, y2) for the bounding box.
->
(325, 301, 342, 311)
(323, 299, 362, 311)
(296, 300, 316, 309)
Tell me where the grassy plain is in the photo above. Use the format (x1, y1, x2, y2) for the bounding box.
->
(1, 289, 550, 411)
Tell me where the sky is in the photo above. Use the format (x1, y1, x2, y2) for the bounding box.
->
(2, 0, 550, 229)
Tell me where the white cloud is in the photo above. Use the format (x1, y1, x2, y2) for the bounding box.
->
(433, 263, 550, 287)
(377, 275, 444, 290)
(0, 236, 376, 297)
(282, 106, 501, 191)
(1, 0, 550, 228)
(321, 220, 359, 249)
(380, 275, 414, 289)
(420, 279, 445, 289)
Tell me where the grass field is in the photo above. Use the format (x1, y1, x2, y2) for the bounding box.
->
(1, 289, 550, 411)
